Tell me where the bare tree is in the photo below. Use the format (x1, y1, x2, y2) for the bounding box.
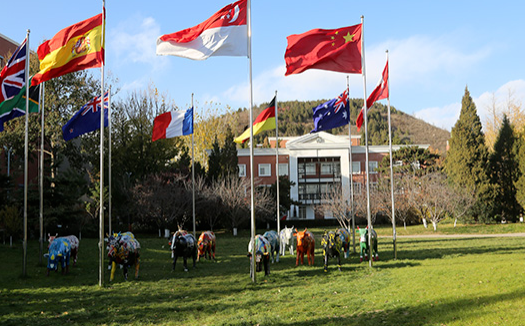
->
(418, 172, 452, 231)
(448, 184, 476, 227)
(213, 174, 250, 235)
(316, 183, 352, 230)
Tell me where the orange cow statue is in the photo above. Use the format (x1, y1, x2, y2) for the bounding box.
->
(293, 228, 315, 266)
(197, 231, 216, 261)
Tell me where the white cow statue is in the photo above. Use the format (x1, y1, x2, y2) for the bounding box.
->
(279, 225, 294, 256)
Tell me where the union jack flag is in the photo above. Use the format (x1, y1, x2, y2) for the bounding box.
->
(0, 38, 27, 104)
(81, 92, 109, 116)
(333, 89, 348, 114)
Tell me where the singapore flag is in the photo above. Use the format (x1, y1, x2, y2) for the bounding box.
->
(156, 0, 247, 60)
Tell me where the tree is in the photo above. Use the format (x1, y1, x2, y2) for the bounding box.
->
(269, 176, 298, 220)
(212, 174, 250, 235)
(515, 133, 525, 215)
(316, 183, 352, 230)
(488, 115, 521, 222)
(445, 87, 493, 221)
(419, 173, 452, 231)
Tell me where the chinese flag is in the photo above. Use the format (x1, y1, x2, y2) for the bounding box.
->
(284, 23, 362, 76)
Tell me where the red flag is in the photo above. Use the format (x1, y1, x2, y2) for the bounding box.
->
(156, 0, 247, 60)
(284, 24, 362, 76)
(32, 13, 104, 86)
(356, 60, 389, 131)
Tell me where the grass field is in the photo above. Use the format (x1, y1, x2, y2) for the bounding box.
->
(1, 224, 525, 326)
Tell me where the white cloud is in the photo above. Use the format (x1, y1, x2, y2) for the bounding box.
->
(108, 15, 166, 67)
(414, 79, 525, 131)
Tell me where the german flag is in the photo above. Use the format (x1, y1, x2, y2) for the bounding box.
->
(234, 96, 276, 144)
(32, 12, 104, 86)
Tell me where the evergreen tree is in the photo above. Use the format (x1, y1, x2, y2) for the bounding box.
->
(489, 115, 521, 221)
(515, 132, 525, 216)
(207, 136, 221, 181)
(444, 87, 493, 221)
(221, 126, 239, 177)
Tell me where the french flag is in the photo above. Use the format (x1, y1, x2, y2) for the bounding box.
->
(152, 108, 193, 142)
(156, 0, 247, 60)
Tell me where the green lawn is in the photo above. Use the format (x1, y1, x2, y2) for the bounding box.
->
(1, 226, 525, 325)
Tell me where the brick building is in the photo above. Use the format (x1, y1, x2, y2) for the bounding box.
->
(237, 131, 429, 220)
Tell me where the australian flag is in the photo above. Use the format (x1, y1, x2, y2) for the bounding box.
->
(311, 89, 349, 133)
(62, 92, 109, 141)
(0, 38, 27, 104)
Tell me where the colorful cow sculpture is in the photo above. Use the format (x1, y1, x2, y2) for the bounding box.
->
(247, 234, 271, 276)
(279, 225, 294, 256)
(263, 230, 280, 263)
(336, 228, 351, 259)
(197, 231, 216, 261)
(294, 228, 315, 266)
(107, 232, 141, 281)
(170, 232, 197, 272)
(45, 236, 72, 275)
(357, 226, 378, 262)
(321, 230, 343, 272)
(47, 234, 79, 266)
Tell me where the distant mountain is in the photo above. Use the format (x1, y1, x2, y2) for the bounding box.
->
(231, 98, 451, 155)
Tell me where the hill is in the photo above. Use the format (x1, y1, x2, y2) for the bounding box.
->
(231, 98, 451, 155)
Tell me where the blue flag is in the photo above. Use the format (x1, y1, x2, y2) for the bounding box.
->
(311, 89, 349, 133)
(62, 92, 109, 141)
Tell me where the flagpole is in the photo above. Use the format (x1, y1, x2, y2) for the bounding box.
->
(39, 82, 45, 264)
(108, 85, 112, 236)
(275, 91, 280, 237)
(99, 0, 106, 287)
(191, 93, 196, 238)
(248, 0, 256, 283)
(347, 76, 356, 253)
(386, 50, 396, 260)
(23, 30, 30, 276)
(360, 16, 373, 268)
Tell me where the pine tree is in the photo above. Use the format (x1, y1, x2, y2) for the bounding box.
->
(444, 87, 493, 221)
(221, 126, 239, 178)
(515, 132, 525, 216)
(488, 115, 520, 221)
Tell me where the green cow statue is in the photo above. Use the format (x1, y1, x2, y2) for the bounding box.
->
(357, 226, 378, 262)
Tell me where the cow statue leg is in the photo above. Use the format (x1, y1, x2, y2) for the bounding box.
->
(172, 254, 178, 271)
(263, 254, 270, 276)
(337, 252, 342, 271)
(134, 257, 140, 279)
(110, 261, 117, 282)
(183, 255, 189, 272)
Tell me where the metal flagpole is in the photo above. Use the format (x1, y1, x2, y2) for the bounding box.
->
(191, 94, 196, 238)
(99, 0, 106, 286)
(386, 50, 396, 260)
(275, 91, 280, 237)
(248, 0, 256, 283)
(360, 16, 373, 268)
(39, 81, 45, 264)
(108, 85, 112, 236)
(23, 30, 30, 276)
(347, 76, 356, 253)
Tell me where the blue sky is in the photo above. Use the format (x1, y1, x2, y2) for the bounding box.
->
(3, 0, 524, 131)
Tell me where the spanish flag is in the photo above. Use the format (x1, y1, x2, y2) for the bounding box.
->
(32, 13, 104, 86)
(234, 96, 276, 144)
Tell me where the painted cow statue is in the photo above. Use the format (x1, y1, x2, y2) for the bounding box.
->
(247, 234, 271, 276)
(263, 230, 280, 263)
(321, 230, 343, 272)
(357, 226, 378, 262)
(336, 228, 351, 259)
(293, 228, 315, 266)
(107, 232, 141, 281)
(197, 231, 216, 261)
(45, 236, 72, 275)
(48, 234, 79, 266)
(279, 225, 294, 256)
(170, 232, 197, 271)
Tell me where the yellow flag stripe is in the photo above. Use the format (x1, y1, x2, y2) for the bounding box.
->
(234, 117, 276, 144)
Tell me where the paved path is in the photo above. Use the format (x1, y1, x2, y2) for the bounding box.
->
(380, 233, 525, 239)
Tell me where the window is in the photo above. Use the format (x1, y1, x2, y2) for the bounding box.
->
(238, 164, 246, 177)
(352, 161, 361, 174)
(305, 163, 316, 175)
(258, 163, 271, 177)
(299, 206, 307, 219)
(278, 163, 289, 176)
(369, 161, 378, 173)
(321, 162, 333, 174)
